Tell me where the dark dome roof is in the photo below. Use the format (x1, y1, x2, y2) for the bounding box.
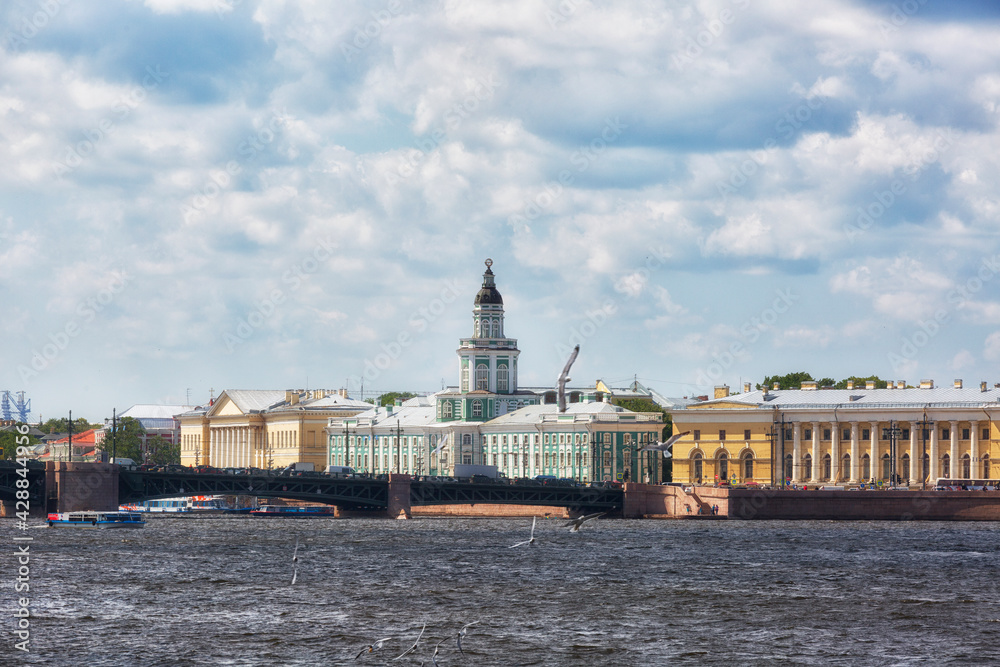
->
(474, 260, 503, 305)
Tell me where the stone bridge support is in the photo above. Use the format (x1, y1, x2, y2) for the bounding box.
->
(387, 473, 412, 519)
(45, 462, 119, 513)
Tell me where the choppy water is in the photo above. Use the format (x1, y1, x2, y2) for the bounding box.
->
(5, 516, 1000, 666)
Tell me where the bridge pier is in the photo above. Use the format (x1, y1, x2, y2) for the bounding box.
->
(387, 473, 412, 519)
(45, 462, 119, 513)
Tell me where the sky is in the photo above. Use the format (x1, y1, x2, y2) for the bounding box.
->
(2, 0, 1000, 422)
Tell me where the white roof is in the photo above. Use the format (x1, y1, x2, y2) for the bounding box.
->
(120, 404, 195, 420)
(693, 387, 1000, 409)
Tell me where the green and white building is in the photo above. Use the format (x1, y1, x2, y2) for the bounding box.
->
(326, 260, 667, 483)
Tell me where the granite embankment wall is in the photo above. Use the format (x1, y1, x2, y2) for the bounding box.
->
(623, 483, 1000, 520)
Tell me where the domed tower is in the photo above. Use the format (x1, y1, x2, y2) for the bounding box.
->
(458, 260, 519, 394)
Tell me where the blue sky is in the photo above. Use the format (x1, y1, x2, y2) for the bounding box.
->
(2, 0, 1000, 422)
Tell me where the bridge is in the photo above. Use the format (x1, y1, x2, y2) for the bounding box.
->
(0, 462, 623, 518)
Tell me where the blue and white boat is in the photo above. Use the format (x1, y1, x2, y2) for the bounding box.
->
(47, 511, 146, 528)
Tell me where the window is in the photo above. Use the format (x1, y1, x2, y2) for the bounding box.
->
(804, 429, 812, 439)
(718, 453, 728, 480)
(693, 430, 701, 441)
(472, 400, 482, 418)
(492, 320, 500, 337)
(942, 428, 950, 440)
(693, 453, 703, 482)
(841, 454, 850, 482)
(443, 402, 453, 418)
(719, 430, 726, 441)
(623, 450, 631, 468)
(862, 428, 870, 441)
(534, 453, 540, 467)
(902, 429, 910, 440)
(604, 433, 612, 445)
(984, 455, 991, 479)
(862, 454, 870, 480)
(744, 429, 751, 440)
(962, 428, 970, 440)
(463, 433, 472, 446)
(804, 454, 813, 480)
(823, 429, 831, 441)
(476, 364, 489, 390)
(823, 454, 831, 480)
(843, 428, 850, 441)
(497, 367, 509, 393)
(784, 454, 793, 481)
(962, 454, 971, 479)
(983, 428, 990, 441)
(492, 454, 498, 466)
(603, 451, 611, 467)
(784, 429, 792, 441)
(743, 453, 753, 480)
(461, 367, 469, 392)
(502, 454, 508, 468)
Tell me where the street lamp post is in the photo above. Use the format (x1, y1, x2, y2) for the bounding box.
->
(104, 408, 117, 463)
(343, 421, 351, 470)
(916, 413, 934, 490)
(882, 421, 902, 486)
(395, 419, 402, 474)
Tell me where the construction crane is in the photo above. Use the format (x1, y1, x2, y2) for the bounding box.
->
(1, 391, 31, 422)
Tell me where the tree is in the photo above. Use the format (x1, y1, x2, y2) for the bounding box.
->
(834, 375, 889, 389)
(146, 435, 180, 465)
(103, 417, 145, 462)
(758, 372, 814, 390)
(611, 397, 675, 481)
(39, 417, 94, 435)
(378, 392, 417, 407)
(1, 428, 40, 460)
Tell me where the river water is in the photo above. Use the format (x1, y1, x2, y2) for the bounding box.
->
(5, 516, 1000, 666)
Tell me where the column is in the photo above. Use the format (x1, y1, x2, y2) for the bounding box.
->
(869, 422, 878, 481)
(909, 423, 918, 485)
(951, 421, 959, 479)
(971, 421, 979, 479)
(792, 424, 802, 483)
(810, 422, 820, 483)
(850, 422, 860, 483)
(929, 424, 939, 481)
(831, 422, 840, 482)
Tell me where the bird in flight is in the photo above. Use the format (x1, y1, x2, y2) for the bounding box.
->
(640, 431, 691, 457)
(456, 620, 479, 655)
(564, 512, 606, 532)
(556, 344, 580, 413)
(509, 516, 537, 548)
(290, 536, 300, 585)
(393, 624, 425, 661)
(355, 637, 393, 659)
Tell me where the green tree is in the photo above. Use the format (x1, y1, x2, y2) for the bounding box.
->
(1, 427, 40, 460)
(103, 417, 145, 462)
(834, 375, 889, 389)
(378, 392, 417, 407)
(146, 435, 180, 465)
(611, 397, 675, 481)
(758, 372, 814, 390)
(39, 417, 94, 435)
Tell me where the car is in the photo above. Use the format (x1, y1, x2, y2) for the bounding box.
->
(138, 464, 157, 471)
(194, 465, 221, 474)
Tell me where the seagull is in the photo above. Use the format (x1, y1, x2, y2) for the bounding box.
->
(640, 431, 691, 457)
(509, 516, 536, 548)
(292, 536, 300, 564)
(393, 624, 425, 661)
(556, 344, 579, 413)
(355, 637, 393, 659)
(291, 567, 297, 586)
(431, 638, 445, 666)
(456, 620, 479, 655)
(564, 512, 606, 532)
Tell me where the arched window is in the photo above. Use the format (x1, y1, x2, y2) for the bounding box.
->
(692, 452, 703, 482)
(476, 364, 489, 390)
(463, 433, 472, 446)
(901, 453, 910, 483)
(882, 453, 891, 480)
(803, 454, 812, 480)
(742, 452, 753, 481)
(602, 451, 611, 467)
(479, 320, 489, 337)
(784, 454, 793, 482)
(942, 454, 951, 478)
(841, 454, 850, 482)
(718, 452, 728, 481)
(984, 455, 991, 479)
(962, 453, 971, 479)
(823, 454, 831, 481)
(497, 367, 509, 393)
(443, 402, 453, 418)
(472, 400, 482, 417)
(862, 454, 870, 480)
(492, 319, 500, 338)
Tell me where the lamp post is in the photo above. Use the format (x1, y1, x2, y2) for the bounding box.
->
(916, 413, 934, 490)
(343, 421, 351, 470)
(395, 419, 402, 474)
(104, 408, 117, 463)
(67, 410, 73, 463)
(882, 421, 902, 486)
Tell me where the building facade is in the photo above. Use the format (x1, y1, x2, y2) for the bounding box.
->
(327, 260, 666, 483)
(670, 380, 1000, 486)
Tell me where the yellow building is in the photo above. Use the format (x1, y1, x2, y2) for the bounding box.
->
(179, 389, 369, 469)
(670, 380, 1000, 486)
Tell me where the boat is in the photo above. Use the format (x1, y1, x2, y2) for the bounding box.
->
(47, 511, 146, 528)
(250, 505, 336, 517)
(119, 495, 230, 513)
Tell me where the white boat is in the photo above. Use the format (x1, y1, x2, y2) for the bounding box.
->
(47, 511, 146, 528)
(120, 495, 229, 513)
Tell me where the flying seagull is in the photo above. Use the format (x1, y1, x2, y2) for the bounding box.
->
(556, 344, 580, 413)
(431, 638, 445, 667)
(393, 624, 425, 661)
(430, 432, 449, 455)
(509, 516, 537, 548)
(456, 620, 479, 654)
(290, 536, 300, 585)
(355, 637, 393, 660)
(564, 512, 606, 532)
(640, 431, 691, 457)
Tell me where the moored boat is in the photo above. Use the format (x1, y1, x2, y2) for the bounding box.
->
(48, 511, 146, 528)
(250, 505, 336, 517)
